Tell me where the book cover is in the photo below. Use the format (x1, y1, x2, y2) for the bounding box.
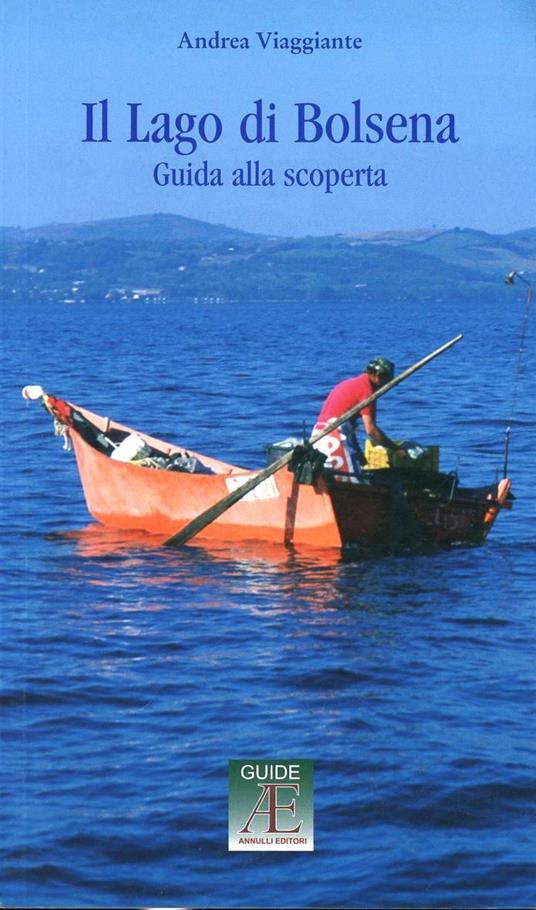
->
(2, 2, 535, 908)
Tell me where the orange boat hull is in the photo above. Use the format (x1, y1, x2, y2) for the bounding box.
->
(70, 410, 343, 547)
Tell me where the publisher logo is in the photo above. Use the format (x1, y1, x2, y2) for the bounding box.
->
(228, 759, 314, 851)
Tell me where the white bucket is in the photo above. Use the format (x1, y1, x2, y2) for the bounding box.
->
(110, 433, 149, 462)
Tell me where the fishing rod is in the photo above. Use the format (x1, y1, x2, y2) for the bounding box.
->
(503, 270, 533, 477)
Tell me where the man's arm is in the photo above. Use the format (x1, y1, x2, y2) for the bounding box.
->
(361, 414, 406, 455)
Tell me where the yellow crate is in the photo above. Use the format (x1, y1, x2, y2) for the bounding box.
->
(364, 439, 439, 472)
(364, 439, 390, 469)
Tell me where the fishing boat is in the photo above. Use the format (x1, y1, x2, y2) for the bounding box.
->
(23, 385, 512, 554)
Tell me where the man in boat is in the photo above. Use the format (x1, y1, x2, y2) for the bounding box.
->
(313, 356, 406, 476)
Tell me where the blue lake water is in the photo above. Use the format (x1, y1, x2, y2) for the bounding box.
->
(1, 295, 535, 908)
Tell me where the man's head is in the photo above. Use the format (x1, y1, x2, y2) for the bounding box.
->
(366, 356, 395, 386)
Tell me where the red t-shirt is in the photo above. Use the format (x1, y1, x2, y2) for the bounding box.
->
(317, 372, 376, 423)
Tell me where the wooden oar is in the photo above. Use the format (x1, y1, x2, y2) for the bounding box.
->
(164, 333, 463, 547)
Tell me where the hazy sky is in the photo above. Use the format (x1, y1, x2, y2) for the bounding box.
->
(2, 0, 535, 235)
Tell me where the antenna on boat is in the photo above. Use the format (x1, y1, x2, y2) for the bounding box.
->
(503, 270, 533, 476)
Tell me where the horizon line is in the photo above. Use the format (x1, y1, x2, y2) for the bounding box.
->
(2, 211, 535, 240)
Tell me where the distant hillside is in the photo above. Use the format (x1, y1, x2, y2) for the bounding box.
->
(9, 213, 262, 243)
(402, 227, 536, 275)
(1, 214, 535, 305)
(344, 228, 442, 245)
(345, 226, 536, 275)
(0, 226, 25, 242)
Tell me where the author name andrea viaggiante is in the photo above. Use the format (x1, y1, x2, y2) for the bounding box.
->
(177, 30, 363, 54)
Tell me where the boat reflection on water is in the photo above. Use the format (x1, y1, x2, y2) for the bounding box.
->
(52, 522, 453, 564)
(52, 524, 171, 558)
(57, 522, 345, 565)
(49, 523, 381, 616)
(51, 522, 485, 624)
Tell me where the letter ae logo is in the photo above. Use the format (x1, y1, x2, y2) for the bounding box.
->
(228, 759, 314, 851)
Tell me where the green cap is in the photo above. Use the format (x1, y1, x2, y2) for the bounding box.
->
(366, 356, 395, 379)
